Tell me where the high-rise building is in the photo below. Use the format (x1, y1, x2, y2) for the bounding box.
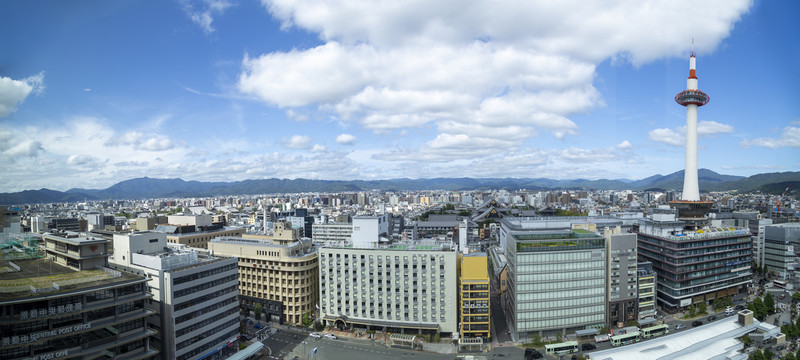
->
(763, 223, 800, 278)
(208, 221, 319, 325)
(501, 218, 607, 339)
(318, 241, 458, 337)
(605, 233, 638, 326)
(637, 262, 657, 320)
(111, 232, 241, 360)
(459, 253, 490, 340)
(637, 209, 752, 310)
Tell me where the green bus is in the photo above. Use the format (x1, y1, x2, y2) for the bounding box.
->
(610, 331, 640, 347)
(641, 324, 669, 338)
(544, 341, 578, 355)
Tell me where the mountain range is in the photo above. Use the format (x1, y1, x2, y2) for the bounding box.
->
(1, 169, 798, 205)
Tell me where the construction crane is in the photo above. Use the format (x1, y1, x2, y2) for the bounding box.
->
(775, 184, 791, 214)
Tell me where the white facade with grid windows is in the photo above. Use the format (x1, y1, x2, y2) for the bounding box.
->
(318, 243, 458, 335)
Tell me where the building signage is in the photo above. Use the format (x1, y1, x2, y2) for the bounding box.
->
(2, 323, 91, 346)
(20, 350, 69, 360)
(680, 298, 692, 307)
(19, 302, 83, 320)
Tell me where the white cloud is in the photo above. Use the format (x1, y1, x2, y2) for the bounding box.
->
(183, 0, 232, 34)
(741, 126, 800, 149)
(105, 130, 178, 151)
(616, 140, 633, 150)
(0, 72, 45, 117)
(243, 0, 749, 161)
(139, 137, 177, 151)
(335, 133, 356, 145)
(5, 140, 44, 157)
(311, 144, 326, 152)
(649, 120, 736, 147)
(698, 121, 735, 135)
(283, 135, 312, 149)
(555, 147, 620, 163)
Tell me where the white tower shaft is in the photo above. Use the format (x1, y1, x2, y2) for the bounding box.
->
(682, 103, 700, 201)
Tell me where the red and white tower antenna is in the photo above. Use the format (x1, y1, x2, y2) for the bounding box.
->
(675, 42, 710, 201)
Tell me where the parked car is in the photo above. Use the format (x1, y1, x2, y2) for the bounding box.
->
(735, 305, 746, 310)
(325, 333, 338, 340)
(675, 324, 687, 330)
(310, 332, 322, 339)
(254, 323, 264, 329)
(707, 315, 717, 321)
(692, 320, 703, 327)
(524, 348, 543, 360)
(581, 343, 596, 351)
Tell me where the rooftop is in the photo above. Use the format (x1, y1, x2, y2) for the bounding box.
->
(0, 258, 143, 302)
(586, 315, 758, 360)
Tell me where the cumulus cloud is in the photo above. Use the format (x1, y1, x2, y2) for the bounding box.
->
(616, 140, 633, 150)
(311, 144, 327, 152)
(283, 135, 312, 149)
(649, 121, 736, 147)
(242, 0, 749, 162)
(105, 130, 178, 151)
(5, 140, 44, 157)
(0, 72, 45, 117)
(182, 0, 232, 34)
(335, 133, 356, 145)
(741, 126, 800, 149)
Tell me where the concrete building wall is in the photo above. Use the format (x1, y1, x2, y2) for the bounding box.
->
(208, 236, 319, 325)
(318, 245, 458, 335)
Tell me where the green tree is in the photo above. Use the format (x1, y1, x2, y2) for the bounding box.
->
(697, 301, 708, 315)
(796, 346, 800, 360)
(792, 292, 800, 303)
(740, 335, 753, 347)
(764, 348, 774, 360)
(785, 352, 797, 360)
(750, 349, 764, 360)
(254, 304, 262, 322)
(302, 312, 314, 328)
(752, 298, 767, 321)
(765, 293, 776, 314)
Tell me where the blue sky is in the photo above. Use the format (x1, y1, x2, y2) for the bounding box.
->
(0, 0, 798, 192)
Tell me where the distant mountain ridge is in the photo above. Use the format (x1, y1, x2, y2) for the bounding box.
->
(1, 169, 798, 205)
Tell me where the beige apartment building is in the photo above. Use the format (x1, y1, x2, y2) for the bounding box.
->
(209, 221, 318, 325)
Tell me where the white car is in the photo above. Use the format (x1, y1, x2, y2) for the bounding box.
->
(324, 333, 338, 340)
(310, 332, 322, 339)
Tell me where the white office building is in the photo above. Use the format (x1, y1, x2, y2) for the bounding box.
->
(111, 231, 240, 360)
(319, 241, 458, 337)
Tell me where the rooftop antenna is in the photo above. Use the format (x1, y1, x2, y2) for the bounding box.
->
(691, 37, 695, 57)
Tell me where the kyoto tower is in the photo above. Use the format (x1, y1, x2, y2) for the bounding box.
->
(670, 46, 712, 228)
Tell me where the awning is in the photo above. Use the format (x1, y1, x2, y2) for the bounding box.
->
(226, 342, 265, 360)
(575, 329, 599, 336)
(638, 317, 657, 325)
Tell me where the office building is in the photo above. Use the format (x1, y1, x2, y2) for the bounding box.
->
(0, 233, 158, 359)
(318, 241, 459, 337)
(312, 222, 353, 243)
(605, 233, 638, 326)
(637, 210, 752, 310)
(501, 218, 606, 339)
(459, 253, 490, 340)
(763, 223, 800, 278)
(637, 262, 657, 320)
(111, 232, 240, 360)
(208, 221, 319, 325)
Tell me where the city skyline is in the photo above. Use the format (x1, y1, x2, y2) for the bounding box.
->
(1, 0, 798, 193)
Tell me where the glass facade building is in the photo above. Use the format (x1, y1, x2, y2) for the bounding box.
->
(501, 220, 607, 338)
